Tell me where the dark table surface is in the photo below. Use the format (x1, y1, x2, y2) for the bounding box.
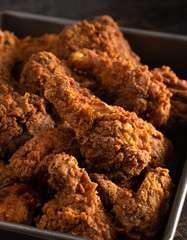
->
(0, 1, 186, 239)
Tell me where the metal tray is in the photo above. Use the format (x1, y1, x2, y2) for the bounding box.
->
(0, 10, 186, 240)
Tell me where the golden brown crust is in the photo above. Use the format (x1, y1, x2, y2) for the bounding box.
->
(68, 49, 171, 126)
(92, 167, 173, 239)
(8, 123, 79, 182)
(0, 160, 42, 224)
(0, 16, 180, 239)
(0, 31, 55, 160)
(0, 83, 54, 160)
(0, 30, 18, 79)
(14, 33, 59, 77)
(0, 183, 42, 224)
(36, 153, 117, 240)
(20, 51, 173, 179)
(152, 66, 187, 128)
(58, 15, 140, 65)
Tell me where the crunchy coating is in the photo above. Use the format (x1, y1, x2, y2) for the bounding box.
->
(69, 49, 171, 126)
(21, 51, 173, 179)
(15, 33, 59, 77)
(0, 160, 42, 224)
(152, 65, 187, 128)
(8, 123, 79, 182)
(0, 183, 42, 224)
(0, 18, 178, 239)
(0, 80, 54, 160)
(0, 30, 18, 79)
(0, 160, 10, 187)
(36, 152, 117, 240)
(58, 15, 140, 65)
(0, 30, 54, 160)
(92, 167, 173, 239)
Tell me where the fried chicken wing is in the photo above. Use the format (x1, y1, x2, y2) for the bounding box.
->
(36, 152, 117, 240)
(8, 123, 79, 182)
(0, 160, 42, 224)
(152, 66, 187, 128)
(20, 51, 173, 179)
(57, 15, 140, 65)
(69, 49, 171, 126)
(92, 167, 173, 239)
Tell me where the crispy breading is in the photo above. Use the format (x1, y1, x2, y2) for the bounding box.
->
(58, 15, 140, 65)
(36, 153, 117, 240)
(152, 65, 187, 128)
(14, 33, 59, 78)
(0, 30, 18, 79)
(0, 81, 54, 160)
(20, 51, 173, 179)
(0, 160, 42, 224)
(69, 49, 171, 126)
(92, 167, 173, 239)
(8, 123, 79, 182)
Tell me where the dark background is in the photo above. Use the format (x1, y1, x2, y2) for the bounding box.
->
(0, 1, 186, 239)
(0, 0, 187, 35)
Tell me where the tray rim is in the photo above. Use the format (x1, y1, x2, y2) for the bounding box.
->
(0, 10, 186, 240)
(1, 10, 187, 41)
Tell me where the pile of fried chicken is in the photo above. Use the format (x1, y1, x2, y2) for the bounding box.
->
(0, 15, 187, 240)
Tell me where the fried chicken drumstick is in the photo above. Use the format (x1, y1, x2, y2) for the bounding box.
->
(36, 152, 117, 240)
(21, 51, 173, 179)
(92, 167, 173, 239)
(14, 15, 187, 129)
(56, 15, 172, 127)
(68, 49, 171, 126)
(59, 16, 187, 128)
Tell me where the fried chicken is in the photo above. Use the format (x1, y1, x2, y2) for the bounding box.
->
(0, 160, 42, 224)
(14, 33, 59, 78)
(57, 16, 187, 128)
(0, 160, 10, 187)
(0, 16, 179, 239)
(0, 80, 54, 160)
(0, 30, 55, 160)
(68, 49, 171, 126)
(36, 152, 117, 240)
(92, 167, 173, 239)
(0, 183, 42, 224)
(57, 15, 140, 65)
(13, 16, 140, 97)
(12, 15, 140, 76)
(54, 15, 173, 127)
(0, 30, 18, 79)
(20, 51, 173, 179)
(152, 66, 187, 128)
(8, 123, 79, 182)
